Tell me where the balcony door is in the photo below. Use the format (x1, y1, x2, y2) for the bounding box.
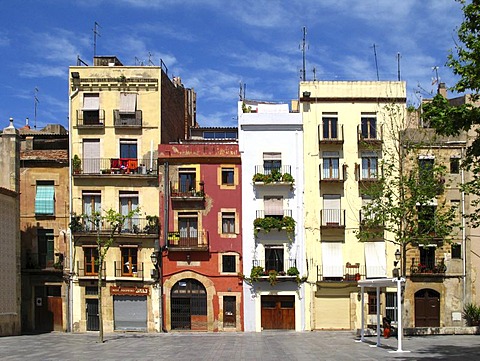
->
(178, 214, 198, 247)
(323, 194, 341, 225)
(83, 139, 100, 174)
(265, 246, 284, 272)
(179, 168, 196, 194)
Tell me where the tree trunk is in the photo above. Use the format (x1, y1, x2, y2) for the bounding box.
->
(98, 248, 104, 343)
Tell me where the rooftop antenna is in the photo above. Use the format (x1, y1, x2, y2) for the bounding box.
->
(93, 21, 101, 58)
(34, 87, 39, 129)
(432, 66, 440, 86)
(239, 82, 243, 100)
(397, 52, 401, 81)
(372, 44, 379, 81)
(300, 26, 308, 81)
(312, 67, 317, 81)
(148, 52, 154, 66)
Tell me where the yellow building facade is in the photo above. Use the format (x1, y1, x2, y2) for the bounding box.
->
(300, 81, 406, 330)
(69, 56, 194, 332)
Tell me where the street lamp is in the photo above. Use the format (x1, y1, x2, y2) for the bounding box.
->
(150, 251, 159, 280)
(393, 249, 401, 278)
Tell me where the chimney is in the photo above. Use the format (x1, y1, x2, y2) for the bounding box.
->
(438, 82, 447, 98)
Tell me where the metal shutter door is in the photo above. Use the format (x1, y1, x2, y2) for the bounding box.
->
(114, 295, 147, 331)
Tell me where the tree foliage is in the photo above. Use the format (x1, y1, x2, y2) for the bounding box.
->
(73, 207, 139, 343)
(357, 105, 459, 275)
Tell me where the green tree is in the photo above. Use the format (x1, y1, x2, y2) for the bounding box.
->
(77, 207, 139, 343)
(422, 0, 480, 227)
(357, 105, 459, 276)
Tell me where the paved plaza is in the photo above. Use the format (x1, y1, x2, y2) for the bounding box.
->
(0, 331, 479, 360)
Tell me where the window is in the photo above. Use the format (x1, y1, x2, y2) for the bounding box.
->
(385, 292, 397, 322)
(203, 131, 237, 139)
(121, 247, 138, 276)
(450, 157, 460, 174)
(361, 153, 378, 179)
(418, 156, 434, 181)
(35, 181, 55, 216)
(120, 191, 139, 232)
(221, 168, 235, 185)
(83, 191, 101, 231)
(178, 168, 197, 194)
(361, 116, 377, 139)
(420, 246, 436, 270)
(263, 153, 281, 173)
(178, 213, 198, 242)
(418, 205, 435, 234)
(222, 255, 236, 273)
(451, 243, 462, 259)
(120, 139, 138, 159)
(37, 229, 54, 268)
(322, 152, 339, 179)
(222, 212, 236, 234)
(119, 92, 137, 113)
(82, 93, 100, 125)
(368, 292, 377, 315)
(265, 246, 284, 272)
(322, 116, 338, 139)
(264, 196, 284, 219)
(84, 247, 99, 275)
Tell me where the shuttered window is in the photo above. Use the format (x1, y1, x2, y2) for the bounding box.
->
(35, 181, 55, 215)
(119, 93, 137, 113)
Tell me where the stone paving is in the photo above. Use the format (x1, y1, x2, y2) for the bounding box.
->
(0, 331, 479, 360)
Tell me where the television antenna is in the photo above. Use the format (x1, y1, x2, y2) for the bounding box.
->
(300, 26, 308, 81)
(397, 52, 402, 81)
(93, 21, 101, 58)
(372, 44, 379, 81)
(34, 87, 39, 129)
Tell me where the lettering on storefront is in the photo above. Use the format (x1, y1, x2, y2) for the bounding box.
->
(110, 286, 149, 296)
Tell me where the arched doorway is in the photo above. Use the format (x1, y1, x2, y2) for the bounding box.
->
(171, 279, 207, 330)
(415, 289, 440, 327)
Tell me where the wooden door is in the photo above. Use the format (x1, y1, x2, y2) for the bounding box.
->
(223, 296, 236, 328)
(261, 295, 295, 330)
(415, 289, 440, 327)
(48, 297, 63, 331)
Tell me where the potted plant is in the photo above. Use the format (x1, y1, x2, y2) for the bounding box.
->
(463, 303, 480, 326)
(268, 270, 278, 285)
(250, 266, 264, 282)
(287, 266, 300, 277)
(72, 155, 81, 174)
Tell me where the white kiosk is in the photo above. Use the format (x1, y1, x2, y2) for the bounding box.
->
(357, 277, 409, 353)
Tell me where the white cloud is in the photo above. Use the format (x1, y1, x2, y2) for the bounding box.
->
(19, 64, 66, 78)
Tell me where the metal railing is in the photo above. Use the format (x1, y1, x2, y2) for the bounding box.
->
(252, 258, 297, 274)
(76, 261, 106, 277)
(72, 157, 158, 176)
(317, 263, 366, 282)
(114, 261, 144, 280)
(76, 109, 105, 127)
(254, 165, 292, 176)
(410, 257, 447, 275)
(170, 180, 205, 198)
(320, 209, 346, 227)
(319, 164, 345, 182)
(255, 209, 292, 219)
(23, 252, 63, 270)
(319, 124, 344, 143)
(71, 216, 159, 235)
(167, 230, 208, 250)
(113, 110, 142, 127)
(357, 124, 383, 143)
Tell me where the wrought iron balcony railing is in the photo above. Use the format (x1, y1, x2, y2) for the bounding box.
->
(113, 110, 142, 127)
(76, 109, 105, 128)
(410, 257, 446, 275)
(114, 261, 144, 280)
(70, 216, 159, 235)
(320, 209, 346, 227)
(72, 157, 158, 176)
(167, 230, 208, 250)
(252, 258, 297, 274)
(319, 124, 344, 144)
(170, 180, 205, 199)
(317, 263, 366, 282)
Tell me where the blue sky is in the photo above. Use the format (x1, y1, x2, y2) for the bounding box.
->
(0, 0, 464, 130)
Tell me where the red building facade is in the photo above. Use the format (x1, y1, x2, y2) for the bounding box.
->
(158, 143, 242, 331)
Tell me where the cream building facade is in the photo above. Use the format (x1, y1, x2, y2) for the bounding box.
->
(299, 81, 406, 330)
(69, 56, 195, 332)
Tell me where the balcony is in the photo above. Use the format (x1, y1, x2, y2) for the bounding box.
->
(359, 210, 384, 230)
(320, 209, 346, 228)
(113, 110, 142, 128)
(252, 258, 297, 274)
(167, 230, 209, 251)
(317, 263, 366, 282)
(319, 124, 344, 145)
(76, 261, 105, 278)
(320, 164, 347, 183)
(252, 165, 294, 185)
(170, 180, 205, 201)
(72, 157, 158, 177)
(70, 216, 159, 236)
(253, 210, 295, 236)
(23, 252, 63, 271)
(76, 109, 105, 128)
(114, 261, 145, 280)
(409, 257, 446, 276)
(357, 124, 383, 146)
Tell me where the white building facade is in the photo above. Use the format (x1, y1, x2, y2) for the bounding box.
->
(238, 100, 305, 332)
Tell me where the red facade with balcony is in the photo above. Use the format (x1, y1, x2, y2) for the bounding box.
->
(158, 142, 243, 331)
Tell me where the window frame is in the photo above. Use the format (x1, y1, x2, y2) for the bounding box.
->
(221, 167, 235, 185)
(361, 116, 377, 139)
(322, 116, 338, 139)
(221, 212, 236, 234)
(121, 247, 138, 276)
(84, 247, 99, 276)
(35, 181, 55, 216)
(222, 254, 237, 273)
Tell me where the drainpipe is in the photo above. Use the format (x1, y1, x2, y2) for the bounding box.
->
(68, 87, 79, 332)
(161, 161, 169, 332)
(461, 147, 466, 303)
